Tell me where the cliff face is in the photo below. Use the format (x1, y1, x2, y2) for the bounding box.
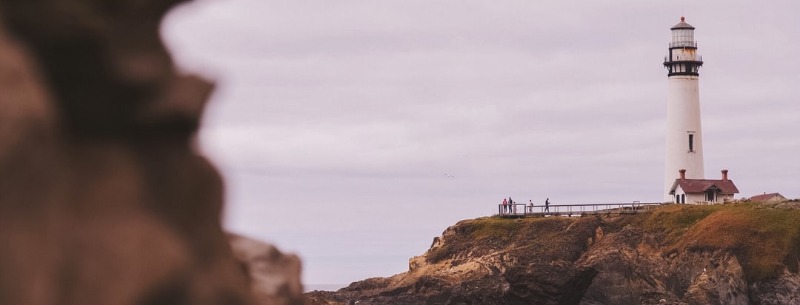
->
(307, 202, 800, 305)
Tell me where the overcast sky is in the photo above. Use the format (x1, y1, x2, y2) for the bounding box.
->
(162, 0, 800, 286)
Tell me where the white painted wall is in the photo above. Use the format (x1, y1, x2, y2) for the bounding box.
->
(672, 186, 708, 204)
(664, 75, 705, 201)
(686, 193, 708, 204)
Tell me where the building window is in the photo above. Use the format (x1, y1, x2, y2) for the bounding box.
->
(688, 134, 694, 152)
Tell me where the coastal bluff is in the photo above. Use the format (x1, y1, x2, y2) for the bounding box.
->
(306, 201, 800, 305)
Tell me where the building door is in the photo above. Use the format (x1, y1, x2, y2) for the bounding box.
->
(706, 190, 715, 202)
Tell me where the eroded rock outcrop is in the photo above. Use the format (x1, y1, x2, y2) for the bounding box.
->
(0, 1, 301, 305)
(307, 202, 800, 305)
(229, 234, 305, 305)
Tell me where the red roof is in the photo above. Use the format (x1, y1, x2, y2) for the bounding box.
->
(749, 193, 785, 202)
(670, 179, 739, 195)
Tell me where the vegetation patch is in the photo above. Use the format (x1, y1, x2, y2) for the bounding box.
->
(624, 203, 800, 281)
(469, 217, 524, 240)
(634, 204, 726, 244)
(675, 204, 800, 282)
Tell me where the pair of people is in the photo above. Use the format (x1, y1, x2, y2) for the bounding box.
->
(527, 198, 551, 212)
(501, 197, 516, 214)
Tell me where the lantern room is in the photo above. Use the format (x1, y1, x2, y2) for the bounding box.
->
(664, 17, 703, 77)
(670, 17, 696, 48)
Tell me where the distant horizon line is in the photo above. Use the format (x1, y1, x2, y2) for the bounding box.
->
(304, 283, 348, 292)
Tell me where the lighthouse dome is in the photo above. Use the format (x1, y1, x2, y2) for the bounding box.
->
(671, 17, 695, 30)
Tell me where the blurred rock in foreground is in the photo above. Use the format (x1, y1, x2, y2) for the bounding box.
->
(0, 1, 301, 304)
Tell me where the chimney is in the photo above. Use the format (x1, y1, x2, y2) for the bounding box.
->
(679, 169, 686, 180)
(721, 169, 728, 181)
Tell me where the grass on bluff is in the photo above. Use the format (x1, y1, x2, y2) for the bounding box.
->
(676, 204, 800, 282)
(634, 204, 727, 244)
(469, 217, 523, 240)
(635, 202, 800, 282)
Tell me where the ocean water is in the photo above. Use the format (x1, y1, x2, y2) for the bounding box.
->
(305, 284, 348, 292)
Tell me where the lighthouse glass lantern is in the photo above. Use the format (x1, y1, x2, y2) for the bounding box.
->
(671, 28, 695, 48)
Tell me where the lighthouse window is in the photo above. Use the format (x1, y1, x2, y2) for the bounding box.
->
(688, 134, 695, 152)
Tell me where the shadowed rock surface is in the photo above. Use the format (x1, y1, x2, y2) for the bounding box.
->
(0, 1, 301, 305)
(307, 202, 800, 305)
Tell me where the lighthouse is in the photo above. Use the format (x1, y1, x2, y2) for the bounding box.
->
(663, 17, 705, 201)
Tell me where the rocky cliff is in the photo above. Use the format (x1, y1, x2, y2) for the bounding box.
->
(307, 201, 800, 305)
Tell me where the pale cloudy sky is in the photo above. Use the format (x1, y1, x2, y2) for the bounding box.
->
(162, 0, 800, 285)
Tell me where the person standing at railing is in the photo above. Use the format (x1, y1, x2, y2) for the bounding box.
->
(544, 198, 550, 212)
(509, 197, 515, 214)
(528, 200, 534, 213)
(502, 198, 508, 214)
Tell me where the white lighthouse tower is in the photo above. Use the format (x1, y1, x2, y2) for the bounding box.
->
(663, 17, 705, 201)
